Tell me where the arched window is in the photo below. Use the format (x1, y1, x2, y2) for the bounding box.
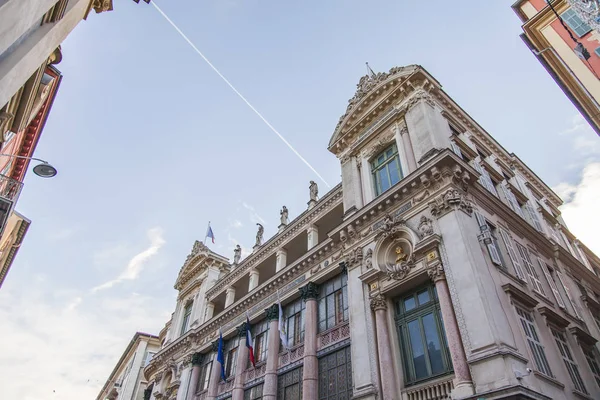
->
(371, 144, 402, 196)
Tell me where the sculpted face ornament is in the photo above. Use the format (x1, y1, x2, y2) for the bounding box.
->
(395, 246, 408, 263)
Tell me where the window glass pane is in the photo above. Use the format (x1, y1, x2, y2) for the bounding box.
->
(379, 168, 391, 192)
(417, 290, 430, 306)
(408, 320, 428, 379)
(404, 296, 416, 312)
(422, 313, 444, 375)
(388, 159, 401, 186)
(327, 294, 335, 329)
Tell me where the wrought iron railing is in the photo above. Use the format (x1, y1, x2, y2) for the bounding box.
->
(0, 173, 23, 203)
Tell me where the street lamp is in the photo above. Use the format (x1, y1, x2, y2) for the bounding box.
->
(0, 153, 57, 178)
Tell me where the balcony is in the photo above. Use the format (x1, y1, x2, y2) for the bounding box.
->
(0, 173, 23, 232)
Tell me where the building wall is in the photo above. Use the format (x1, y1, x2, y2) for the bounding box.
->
(143, 66, 600, 400)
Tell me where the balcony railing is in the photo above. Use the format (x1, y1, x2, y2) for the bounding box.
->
(0, 173, 23, 203)
(403, 376, 454, 400)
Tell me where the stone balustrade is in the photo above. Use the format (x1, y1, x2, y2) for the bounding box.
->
(317, 322, 350, 350)
(404, 376, 454, 400)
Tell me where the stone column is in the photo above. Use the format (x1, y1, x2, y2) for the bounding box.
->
(360, 157, 375, 203)
(206, 342, 221, 400)
(370, 294, 399, 400)
(427, 261, 474, 398)
(276, 249, 287, 272)
(186, 353, 203, 399)
(299, 282, 319, 400)
(225, 287, 236, 308)
(204, 302, 215, 323)
(248, 269, 260, 292)
(400, 125, 417, 173)
(307, 225, 319, 250)
(392, 123, 410, 176)
(232, 325, 249, 400)
(341, 155, 364, 216)
(263, 305, 280, 400)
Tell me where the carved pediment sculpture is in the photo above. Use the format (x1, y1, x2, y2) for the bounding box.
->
(417, 215, 434, 239)
(428, 188, 473, 218)
(374, 214, 406, 240)
(386, 256, 416, 281)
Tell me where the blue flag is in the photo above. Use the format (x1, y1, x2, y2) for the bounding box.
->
(216, 328, 226, 381)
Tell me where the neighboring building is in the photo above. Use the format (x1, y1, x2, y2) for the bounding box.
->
(0, 211, 30, 287)
(513, 0, 600, 136)
(0, 0, 147, 287)
(97, 332, 161, 400)
(140, 65, 600, 400)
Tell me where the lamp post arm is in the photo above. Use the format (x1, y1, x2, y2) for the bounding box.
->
(0, 153, 50, 164)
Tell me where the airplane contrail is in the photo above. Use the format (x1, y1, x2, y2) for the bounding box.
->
(151, 1, 331, 188)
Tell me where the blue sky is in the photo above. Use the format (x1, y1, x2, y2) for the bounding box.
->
(1, 1, 599, 399)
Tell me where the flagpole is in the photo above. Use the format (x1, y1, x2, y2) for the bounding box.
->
(204, 221, 210, 244)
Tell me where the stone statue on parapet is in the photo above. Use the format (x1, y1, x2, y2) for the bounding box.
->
(309, 180, 319, 201)
(233, 244, 241, 265)
(255, 223, 264, 247)
(280, 206, 289, 225)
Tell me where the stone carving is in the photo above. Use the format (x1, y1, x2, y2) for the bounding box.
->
(370, 293, 388, 311)
(347, 224, 357, 240)
(191, 352, 203, 366)
(365, 249, 373, 269)
(387, 256, 416, 281)
(92, 0, 113, 13)
(452, 164, 471, 191)
(0, 111, 13, 139)
(265, 304, 279, 321)
(427, 262, 445, 282)
(255, 223, 264, 247)
(299, 281, 319, 301)
(344, 246, 364, 271)
(237, 322, 248, 337)
(183, 240, 208, 268)
(417, 216, 434, 238)
(395, 246, 408, 263)
(428, 188, 473, 218)
(233, 244, 241, 265)
(334, 66, 411, 134)
(403, 88, 436, 110)
(363, 131, 396, 160)
(154, 372, 163, 385)
(309, 181, 319, 201)
(280, 206, 289, 225)
(374, 214, 406, 240)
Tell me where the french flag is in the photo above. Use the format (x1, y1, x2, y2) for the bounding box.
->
(246, 315, 256, 368)
(206, 224, 215, 244)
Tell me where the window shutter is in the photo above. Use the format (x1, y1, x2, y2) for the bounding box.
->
(539, 258, 565, 308)
(501, 184, 525, 218)
(474, 212, 502, 266)
(450, 142, 463, 159)
(525, 201, 543, 231)
(515, 243, 545, 295)
(499, 229, 526, 282)
(556, 271, 583, 320)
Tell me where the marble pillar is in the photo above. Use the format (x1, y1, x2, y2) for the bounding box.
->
(263, 305, 280, 400)
(307, 225, 319, 250)
(400, 125, 417, 173)
(427, 262, 474, 398)
(249, 269, 260, 292)
(370, 294, 399, 400)
(206, 342, 221, 400)
(300, 282, 319, 400)
(186, 353, 203, 399)
(204, 302, 215, 323)
(276, 249, 287, 273)
(393, 124, 410, 177)
(225, 287, 236, 308)
(232, 325, 249, 400)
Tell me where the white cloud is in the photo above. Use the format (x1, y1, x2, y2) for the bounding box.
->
(561, 114, 600, 156)
(554, 162, 600, 256)
(231, 219, 243, 229)
(241, 202, 266, 225)
(0, 282, 169, 400)
(92, 227, 165, 292)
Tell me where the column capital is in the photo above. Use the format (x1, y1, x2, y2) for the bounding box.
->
(276, 248, 287, 256)
(265, 304, 279, 321)
(211, 340, 219, 352)
(192, 352, 203, 366)
(299, 281, 319, 301)
(237, 322, 249, 337)
(427, 262, 446, 282)
(226, 286, 236, 293)
(369, 293, 388, 311)
(428, 187, 473, 219)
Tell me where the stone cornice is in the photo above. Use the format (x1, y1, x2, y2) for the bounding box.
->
(538, 306, 570, 329)
(433, 90, 563, 208)
(553, 245, 600, 292)
(206, 184, 343, 299)
(503, 283, 539, 309)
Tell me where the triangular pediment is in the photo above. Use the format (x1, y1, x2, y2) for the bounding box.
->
(174, 241, 229, 290)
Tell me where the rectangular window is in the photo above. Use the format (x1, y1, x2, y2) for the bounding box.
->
(371, 144, 403, 196)
(318, 346, 352, 400)
(250, 319, 269, 364)
(285, 297, 305, 347)
(582, 346, 600, 389)
(499, 229, 527, 281)
(562, 8, 592, 37)
(556, 271, 583, 320)
(450, 141, 463, 159)
(524, 200, 543, 232)
(277, 367, 303, 400)
(180, 302, 193, 335)
(515, 307, 553, 377)
(551, 329, 587, 394)
(318, 274, 349, 332)
(197, 353, 213, 393)
(515, 243, 546, 296)
(473, 160, 498, 197)
(596, 46, 600, 57)
(501, 184, 525, 219)
(474, 212, 503, 267)
(539, 259, 566, 308)
(223, 338, 238, 379)
(395, 285, 452, 384)
(144, 351, 156, 367)
(244, 383, 263, 400)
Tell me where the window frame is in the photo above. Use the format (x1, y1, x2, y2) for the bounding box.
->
(395, 285, 453, 385)
(474, 212, 504, 268)
(371, 143, 403, 196)
(561, 8, 592, 38)
(515, 243, 546, 296)
(196, 353, 213, 393)
(180, 301, 193, 336)
(318, 346, 352, 400)
(244, 383, 264, 400)
(318, 274, 349, 333)
(582, 345, 600, 389)
(498, 228, 527, 282)
(250, 319, 269, 365)
(515, 306, 553, 377)
(223, 338, 239, 379)
(284, 297, 305, 348)
(551, 328, 588, 394)
(539, 259, 566, 309)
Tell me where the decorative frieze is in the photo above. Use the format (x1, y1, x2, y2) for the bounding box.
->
(317, 322, 350, 350)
